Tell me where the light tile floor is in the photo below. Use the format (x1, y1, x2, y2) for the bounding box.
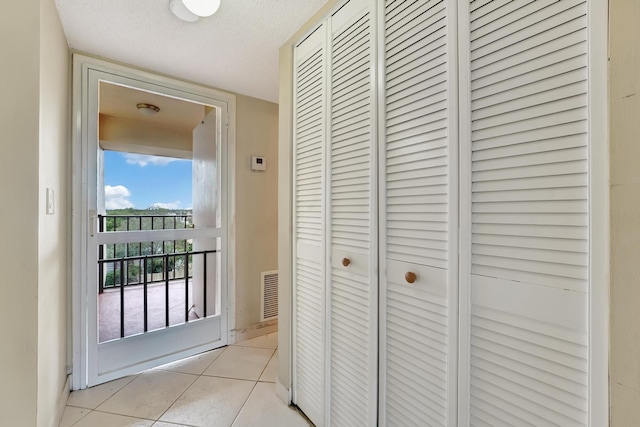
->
(60, 332, 311, 427)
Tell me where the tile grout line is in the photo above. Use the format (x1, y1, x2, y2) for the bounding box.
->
(228, 347, 276, 427)
(153, 370, 206, 424)
(228, 380, 259, 427)
(152, 344, 246, 426)
(152, 345, 228, 424)
(67, 373, 142, 427)
(67, 406, 91, 427)
(68, 337, 278, 427)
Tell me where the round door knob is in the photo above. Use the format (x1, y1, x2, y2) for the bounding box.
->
(405, 271, 417, 284)
(342, 257, 351, 267)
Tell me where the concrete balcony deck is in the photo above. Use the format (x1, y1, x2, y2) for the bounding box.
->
(99, 280, 198, 343)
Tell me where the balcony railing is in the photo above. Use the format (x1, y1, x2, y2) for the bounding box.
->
(98, 214, 194, 293)
(98, 249, 217, 340)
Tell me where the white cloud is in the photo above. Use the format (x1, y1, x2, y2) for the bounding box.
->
(105, 185, 134, 209)
(122, 153, 184, 167)
(149, 201, 182, 210)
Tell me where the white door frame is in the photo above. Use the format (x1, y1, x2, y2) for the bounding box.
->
(71, 54, 237, 390)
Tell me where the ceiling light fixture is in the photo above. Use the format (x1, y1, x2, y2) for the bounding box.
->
(170, 0, 220, 22)
(136, 103, 160, 115)
(170, 0, 199, 22)
(182, 0, 221, 17)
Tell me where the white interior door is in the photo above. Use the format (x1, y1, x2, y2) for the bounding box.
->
(458, 1, 591, 425)
(327, 0, 377, 425)
(81, 68, 230, 387)
(379, 0, 458, 425)
(292, 23, 328, 427)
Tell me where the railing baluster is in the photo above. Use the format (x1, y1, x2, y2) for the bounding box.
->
(120, 259, 125, 338)
(143, 257, 148, 332)
(151, 216, 154, 266)
(126, 216, 130, 285)
(203, 252, 207, 318)
(185, 253, 189, 323)
(165, 254, 170, 327)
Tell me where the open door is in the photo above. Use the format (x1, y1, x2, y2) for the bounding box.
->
(73, 58, 234, 388)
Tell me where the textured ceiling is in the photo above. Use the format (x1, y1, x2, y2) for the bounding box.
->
(54, 0, 327, 103)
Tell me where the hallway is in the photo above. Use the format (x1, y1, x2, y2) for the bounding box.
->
(59, 333, 310, 426)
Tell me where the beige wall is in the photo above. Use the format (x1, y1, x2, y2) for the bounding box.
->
(610, 0, 640, 424)
(99, 114, 194, 159)
(37, 0, 70, 426)
(235, 95, 279, 331)
(0, 1, 41, 425)
(0, 1, 69, 426)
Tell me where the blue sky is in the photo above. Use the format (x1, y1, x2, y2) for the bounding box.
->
(104, 151, 192, 210)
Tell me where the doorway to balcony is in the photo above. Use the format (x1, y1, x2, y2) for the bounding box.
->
(72, 55, 237, 389)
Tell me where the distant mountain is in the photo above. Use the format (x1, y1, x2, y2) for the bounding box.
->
(106, 207, 192, 216)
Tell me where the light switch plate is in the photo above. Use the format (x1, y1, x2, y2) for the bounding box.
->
(46, 188, 55, 215)
(251, 156, 266, 171)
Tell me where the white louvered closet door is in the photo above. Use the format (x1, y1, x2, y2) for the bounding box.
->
(327, 0, 377, 426)
(379, 0, 458, 426)
(460, 1, 590, 425)
(292, 23, 327, 427)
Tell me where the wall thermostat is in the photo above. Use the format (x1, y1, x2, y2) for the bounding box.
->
(251, 156, 266, 171)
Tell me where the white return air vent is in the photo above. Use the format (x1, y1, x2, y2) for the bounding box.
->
(260, 270, 278, 321)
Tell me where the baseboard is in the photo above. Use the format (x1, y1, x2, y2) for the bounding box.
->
(275, 378, 291, 405)
(233, 319, 278, 343)
(57, 374, 71, 424)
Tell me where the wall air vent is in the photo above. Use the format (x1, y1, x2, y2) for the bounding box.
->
(261, 270, 278, 321)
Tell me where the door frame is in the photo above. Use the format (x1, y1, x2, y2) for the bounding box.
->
(71, 54, 237, 390)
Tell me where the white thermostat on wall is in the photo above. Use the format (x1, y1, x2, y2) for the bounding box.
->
(251, 156, 266, 171)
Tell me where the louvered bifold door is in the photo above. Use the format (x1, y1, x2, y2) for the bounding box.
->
(460, 1, 590, 426)
(327, 0, 377, 426)
(292, 23, 327, 427)
(379, 0, 457, 425)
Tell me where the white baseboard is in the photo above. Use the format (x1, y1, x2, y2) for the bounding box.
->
(233, 319, 278, 343)
(275, 379, 291, 405)
(57, 375, 71, 424)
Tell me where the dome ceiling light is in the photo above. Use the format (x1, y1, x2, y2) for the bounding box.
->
(170, 0, 221, 22)
(136, 103, 161, 116)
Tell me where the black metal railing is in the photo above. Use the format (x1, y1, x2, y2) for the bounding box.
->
(98, 214, 194, 293)
(98, 249, 217, 339)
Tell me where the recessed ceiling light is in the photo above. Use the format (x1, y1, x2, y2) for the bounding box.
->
(137, 103, 160, 115)
(170, 0, 199, 22)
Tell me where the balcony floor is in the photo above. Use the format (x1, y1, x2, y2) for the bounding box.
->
(99, 280, 198, 343)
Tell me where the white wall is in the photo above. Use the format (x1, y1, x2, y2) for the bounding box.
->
(37, 0, 70, 425)
(610, 0, 640, 424)
(235, 95, 279, 331)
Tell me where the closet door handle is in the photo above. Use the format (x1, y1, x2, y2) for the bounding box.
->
(405, 271, 417, 284)
(342, 257, 351, 267)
